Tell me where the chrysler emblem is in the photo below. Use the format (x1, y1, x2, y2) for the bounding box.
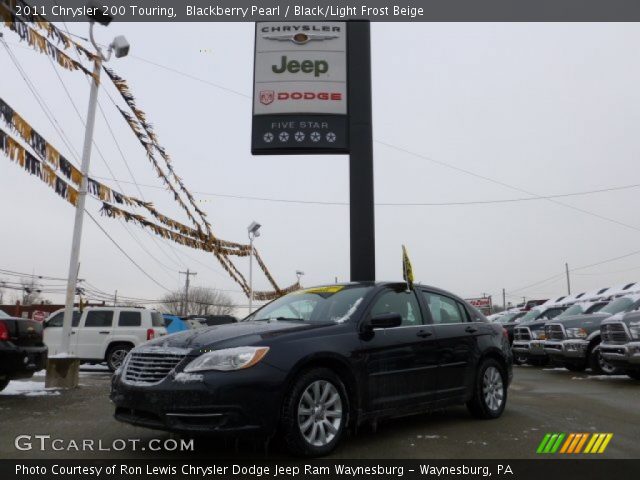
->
(264, 33, 338, 45)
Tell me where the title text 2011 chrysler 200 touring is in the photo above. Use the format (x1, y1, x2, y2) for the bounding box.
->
(111, 282, 513, 456)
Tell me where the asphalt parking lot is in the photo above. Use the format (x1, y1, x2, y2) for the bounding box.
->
(1, 365, 639, 459)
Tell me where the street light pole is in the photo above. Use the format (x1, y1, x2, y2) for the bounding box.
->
(59, 53, 102, 357)
(247, 221, 261, 314)
(47, 19, 129, 389)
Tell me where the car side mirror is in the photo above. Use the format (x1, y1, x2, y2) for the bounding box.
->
(370, 313, 402, 329)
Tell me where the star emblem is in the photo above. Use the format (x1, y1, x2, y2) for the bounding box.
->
(326, 132, 337, 143)
(263, 132, 274, 143)
(294, 131, 305, 142)
(279, 131, 290, 142)
(310, 131, 321, 142)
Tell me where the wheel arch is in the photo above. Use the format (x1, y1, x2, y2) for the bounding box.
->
(283, 353, 360, 424)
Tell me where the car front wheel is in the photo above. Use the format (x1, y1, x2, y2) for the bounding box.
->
(281, 368, 348, 457)
(467, 358, 507, 419)
(589, 348, 620, 375)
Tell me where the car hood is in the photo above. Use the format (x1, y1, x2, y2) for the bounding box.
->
(602, 311, 640, 326)
(548, 312, 610, 328)
(139, 320, 331, 353)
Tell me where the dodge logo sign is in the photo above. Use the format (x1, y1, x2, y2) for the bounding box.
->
(260, 90, 274, 105)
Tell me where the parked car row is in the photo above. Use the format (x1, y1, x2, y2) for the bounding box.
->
(491, 282, 640, 378)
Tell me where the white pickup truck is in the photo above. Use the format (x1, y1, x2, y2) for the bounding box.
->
(44, 307, 168, 371)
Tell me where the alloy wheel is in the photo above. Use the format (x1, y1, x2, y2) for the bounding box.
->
(109, 349, 128, 369)
(483, 366, 504, 412)
(297, 380, 343, 447)
(597, 351, 618, 375)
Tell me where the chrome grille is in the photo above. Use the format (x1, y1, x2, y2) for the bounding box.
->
(124, 351, 186, 385)
(601, 323, 629, 344)
(514, 327, 531, 341)
(545, 324, 565, 341)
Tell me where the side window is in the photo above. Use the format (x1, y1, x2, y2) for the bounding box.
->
(422, 292, 466, 324)
(84, 311, 114, 328)
(118, 311, 141, 327)
(47, 312, 81, 327)
(370, 290, 423, 326)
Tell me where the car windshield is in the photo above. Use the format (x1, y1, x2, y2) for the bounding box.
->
(601, 297, 634, 315)
(555, 304, 583, 319)
(519, 308, 543, 323)
(246, 285, 372, 324)
(585, 302, 606, 314)
(497, 312, 518, 323)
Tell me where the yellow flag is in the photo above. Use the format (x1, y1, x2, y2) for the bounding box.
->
(402, 245, 414, 288)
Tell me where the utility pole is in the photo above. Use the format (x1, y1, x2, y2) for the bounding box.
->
(502, 288, 506, 311)
(179, 270, 197, 316)
(565, 262, 571, 295)
(113, 290, 117, 307)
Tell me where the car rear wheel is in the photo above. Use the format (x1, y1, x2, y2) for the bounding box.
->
(281, 368, 348, 457)
(106, 344, 132, 372)
(467, 358, 507, 419)
(0, 378, 9, 392)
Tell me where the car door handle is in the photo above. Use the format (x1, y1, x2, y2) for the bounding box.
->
(417, 330, 432, 338)
(465, 326, 478, 333)
(99, 331, 110, 335)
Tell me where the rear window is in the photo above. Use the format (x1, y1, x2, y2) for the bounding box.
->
(118, 311, 141, 327)
(151, 312, 165, 327)
(84, 311, 114, 327)
(46, 311, 81, 327)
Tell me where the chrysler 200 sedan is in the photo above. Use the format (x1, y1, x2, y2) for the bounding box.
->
(111, 282, 512, 456)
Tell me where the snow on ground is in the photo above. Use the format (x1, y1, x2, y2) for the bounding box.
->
(0, 380, 60, 397)
(33, 364, 110, 377)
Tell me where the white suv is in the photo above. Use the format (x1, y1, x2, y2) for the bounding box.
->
(44, 307, 168, 371)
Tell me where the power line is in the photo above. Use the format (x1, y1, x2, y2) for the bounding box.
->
(90, 176, 640, 207)
(85, 209, 171, 292)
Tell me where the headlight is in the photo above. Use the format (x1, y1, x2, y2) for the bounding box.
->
(183, 346, 269, 373)
(565, 327, 587, 339)
(531, 329, 546, 340)
(629, 322, 640, 340)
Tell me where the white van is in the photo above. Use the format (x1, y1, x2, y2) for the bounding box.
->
(44, 307, 168, 371)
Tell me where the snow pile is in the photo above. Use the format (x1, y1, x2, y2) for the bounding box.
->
(0, 380, 60, 397)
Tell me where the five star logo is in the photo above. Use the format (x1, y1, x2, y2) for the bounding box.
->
(326, 132, 337, 143)
(310, 131, 321, 142)
(294, 131, 305, 142)
(278, 132, 290, 142)
(263, 132, 274, 143)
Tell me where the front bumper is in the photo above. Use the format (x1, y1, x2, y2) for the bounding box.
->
(0, 345, 48, 379)
(544, 340, 589, 359)
(512, 340, 547, 358)
(600, 342, 640, 368)
(110, 361, 287, 437)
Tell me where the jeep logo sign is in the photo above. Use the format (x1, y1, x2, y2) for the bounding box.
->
(252, 22, 349, 155)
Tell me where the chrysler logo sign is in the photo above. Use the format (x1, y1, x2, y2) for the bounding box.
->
(264, 32, 339, 45)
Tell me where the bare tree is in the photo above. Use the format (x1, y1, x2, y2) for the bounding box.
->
(160, 287, 235, 316)
(21, 277, 43, 306)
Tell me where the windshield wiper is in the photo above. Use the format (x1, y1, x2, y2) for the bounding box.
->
(254, 317, 305, 322)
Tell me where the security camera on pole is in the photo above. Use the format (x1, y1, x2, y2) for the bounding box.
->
(46, 9, 129, 389)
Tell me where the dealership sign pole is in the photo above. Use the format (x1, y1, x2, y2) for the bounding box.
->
(252, 21, 375, 281)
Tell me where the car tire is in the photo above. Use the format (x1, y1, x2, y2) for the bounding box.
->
(281, 368, 349, 457)
(106, 344, 132, 372)
(467, 358, 508, 420)
(563, 362, 586, 372)
(513, 354, 527, 366)
(0, 378, 9, 392)
(588, 346, 620, 376)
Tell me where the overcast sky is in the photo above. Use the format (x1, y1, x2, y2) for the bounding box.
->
(2, 22, 640, 313)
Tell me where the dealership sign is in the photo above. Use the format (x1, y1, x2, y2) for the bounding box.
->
(467, 297, 493, 313)
(252, 22, 349, 154)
